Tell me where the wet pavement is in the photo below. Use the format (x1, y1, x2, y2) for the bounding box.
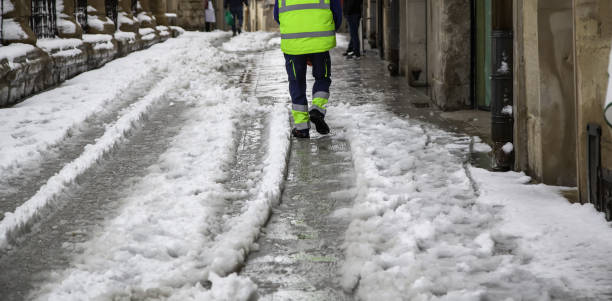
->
(0, 33, 495, 300)
(239, 41, 493, 299)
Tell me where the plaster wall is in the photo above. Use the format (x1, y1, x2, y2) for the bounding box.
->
(399, 0, 426, 85)
(537, 0, 576, 186)
(574, 0, 612, 202)
(427, 0, 471, 111)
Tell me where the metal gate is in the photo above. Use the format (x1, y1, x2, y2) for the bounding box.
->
(30, 0, 57, 38)
(105, 0, 118, 26)
(587, 123, 612, 220)
(131, 0, 138, 15)
(75, 0, 88, 31)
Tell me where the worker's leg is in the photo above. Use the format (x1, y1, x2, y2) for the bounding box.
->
(309, 52, 331, 134)
(284, 53, 309, 131)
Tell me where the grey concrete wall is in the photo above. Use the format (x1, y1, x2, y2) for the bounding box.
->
(574, 0, 612, 202)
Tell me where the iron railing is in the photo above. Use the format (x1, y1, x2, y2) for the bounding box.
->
(31, 0, 57, 38)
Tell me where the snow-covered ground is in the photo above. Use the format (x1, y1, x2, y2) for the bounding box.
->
(1, 31, 612, 301)
(328, 103, 612, 300)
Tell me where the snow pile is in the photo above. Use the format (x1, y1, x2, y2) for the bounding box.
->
(2, 19, 29, 40)
(0, 43, 37, 68)
(114, 31, 137, 42)
(471, 168, 612, 300)
(28, 32, 290, 300)
(329, 103, 612, 300)
(222, 31, 278, 52)
(0, 34, 229, 211)
(139, 27, 157, 41)
(55, 0, 77, 34)
(36, 38, 83, 57)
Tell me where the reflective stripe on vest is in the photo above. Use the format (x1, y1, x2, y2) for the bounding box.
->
(279, 0, 336, 55)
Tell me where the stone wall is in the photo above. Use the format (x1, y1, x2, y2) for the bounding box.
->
(177, 0, 204, 30)
(1, 0, 184, 107)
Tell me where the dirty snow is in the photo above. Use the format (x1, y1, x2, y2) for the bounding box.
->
(21, 31, 289, 300)
(329, 103, 612, 300)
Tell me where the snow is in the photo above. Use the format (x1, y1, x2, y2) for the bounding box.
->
(605, 41, 612, 127)
(473, 142, 492, 153)
(0, 43, 37, 68)
(2, 19, 29, 40)
(36, 38, 83, 51)
(139, 28, 155, 36)
(17, 31, 289, 300)
(118, 12, 135, 26)
(137, 12, 153, 23)
(166, 13, 177, 18)
(82, 34, 113, 43)
(114, 31, 137, 42)
(0, 35, 225, 222)
(55, 0, 76, 34)
(328, 103, 612, 300)
(501, 105, 513, 116)
(2, 0, 15, 13)
(222, 31, 279, 52)
(502, 142, 514, 154)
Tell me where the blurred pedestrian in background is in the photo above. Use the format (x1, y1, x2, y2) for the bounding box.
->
(343, 0, 362, 59)
(205, 0, 216, 31)
(225, 0, 248, 36)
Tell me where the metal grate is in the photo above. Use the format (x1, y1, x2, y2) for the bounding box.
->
(30, 0, 57, 38)
(586, 123, 612, 221)
(602, 168, 612, 220)
(105, 0, 118, 26)
(75, 0, 88, 31)
(131, 0, 138, 15)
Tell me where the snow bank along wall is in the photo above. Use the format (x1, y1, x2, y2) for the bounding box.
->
(0, 0, 186, 107)
(360, 0, 612, 216)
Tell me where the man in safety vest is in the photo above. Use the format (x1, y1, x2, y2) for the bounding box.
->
(274, 0, 343, 139)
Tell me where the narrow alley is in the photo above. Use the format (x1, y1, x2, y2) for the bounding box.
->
(1, 32, 612, 301)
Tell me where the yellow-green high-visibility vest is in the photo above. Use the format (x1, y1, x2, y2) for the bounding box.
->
(279, 0, 336, 55)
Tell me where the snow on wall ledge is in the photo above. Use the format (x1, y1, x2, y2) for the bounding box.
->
(0, 27, 185, 108)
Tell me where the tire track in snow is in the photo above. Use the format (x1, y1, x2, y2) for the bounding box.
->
(0, 73, 182, 250)
(0, 71, 166, 221)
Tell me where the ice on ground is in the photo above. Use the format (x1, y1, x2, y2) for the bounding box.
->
(222, 31, 278, 52)
(328, 103, 612, 300)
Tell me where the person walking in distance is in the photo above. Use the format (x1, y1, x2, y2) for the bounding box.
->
(274, 0, 342, 139)
(225, 0, 248, 36)
(343, 0, 362, 59)
(204, 0, 216, 31)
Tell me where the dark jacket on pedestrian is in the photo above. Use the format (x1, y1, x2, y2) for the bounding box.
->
(343, 0, 362, 16)
(273, 0, 343, 32)
(224, 0, 247, 9)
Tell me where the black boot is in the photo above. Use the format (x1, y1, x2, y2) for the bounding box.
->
(309, 110, 330, 135)
(292, 128, 310, 139)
